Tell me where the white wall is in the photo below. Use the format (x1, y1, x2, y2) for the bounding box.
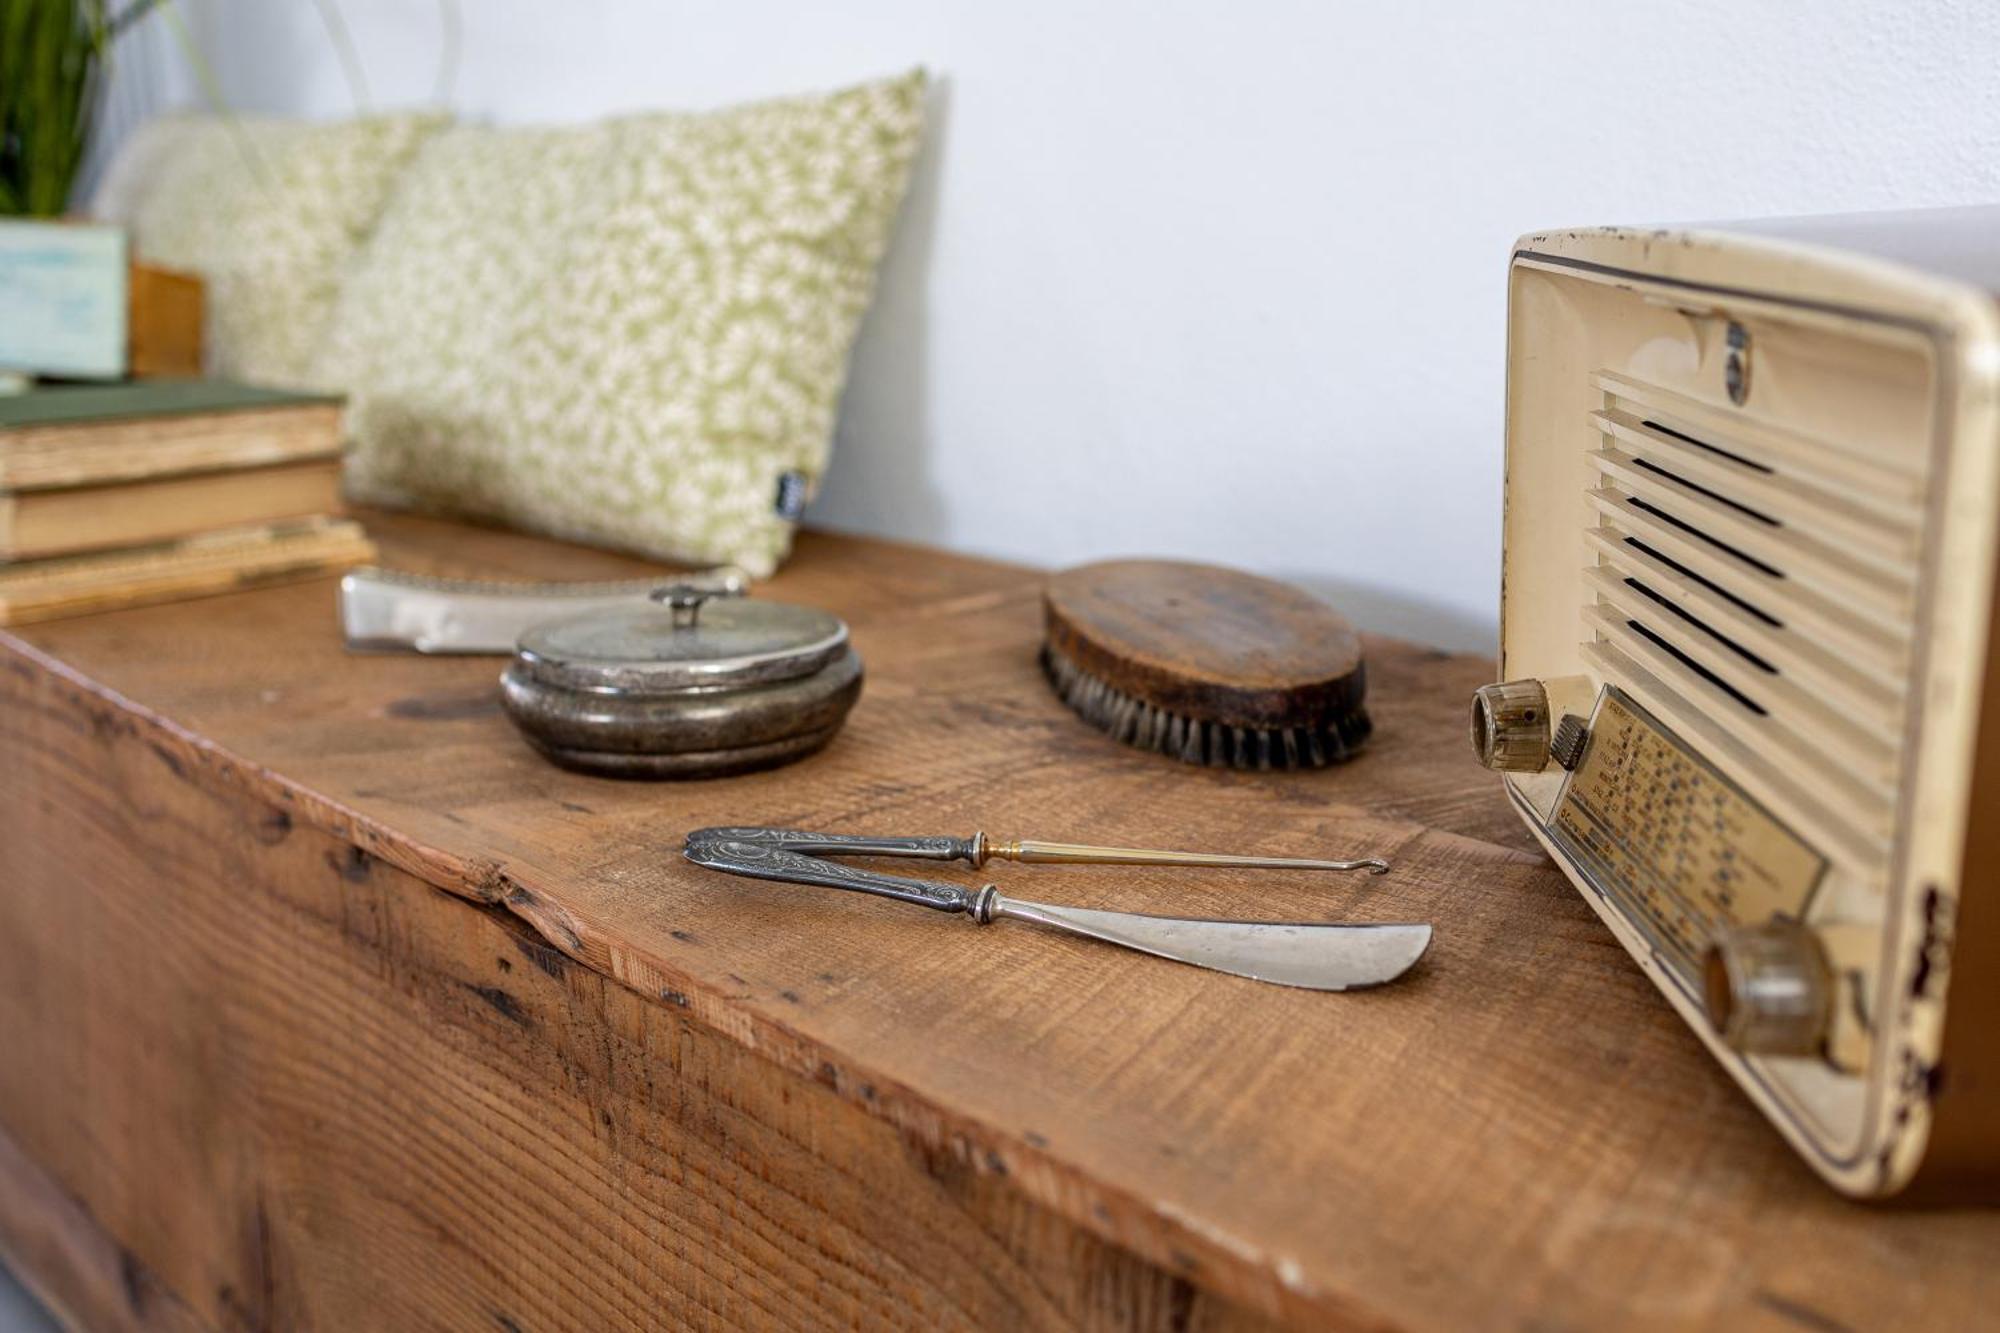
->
(103, 0, 2000, 648)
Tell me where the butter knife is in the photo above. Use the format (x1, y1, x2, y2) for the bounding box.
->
(340, 565, 748, 654)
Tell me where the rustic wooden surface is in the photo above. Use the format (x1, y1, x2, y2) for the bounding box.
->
(0, 662, 1268, 1331)
(2, 510, 1998, 1331)
(0, 1117, 206, 1333)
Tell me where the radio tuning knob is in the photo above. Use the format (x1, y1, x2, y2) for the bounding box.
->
(1549, 714, 1590, 770)
(1702, 921, 1832, 1057)
(1470, 679, 1552, 772)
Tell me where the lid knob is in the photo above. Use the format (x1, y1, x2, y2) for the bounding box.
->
(651, 583, 717, 629)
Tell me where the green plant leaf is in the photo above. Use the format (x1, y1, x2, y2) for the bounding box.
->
(2, 0, 133, 217)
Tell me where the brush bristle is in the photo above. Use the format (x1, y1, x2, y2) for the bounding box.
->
(1040, 642, 1369, 770)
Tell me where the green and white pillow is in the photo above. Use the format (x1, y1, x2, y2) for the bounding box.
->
(320, 69, 927, 577)
(91, 111, 448, 387)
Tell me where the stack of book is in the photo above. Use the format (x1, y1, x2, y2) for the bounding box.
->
(0, 381, 374, 625)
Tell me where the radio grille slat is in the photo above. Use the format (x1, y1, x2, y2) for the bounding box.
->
(1583, 489, 1908, 666)
(1589, 451, 1916, 612)
(1591, 370, 1927, 498)
(1590, 409, 1921, 556)
(1580, 525, 1902, 721)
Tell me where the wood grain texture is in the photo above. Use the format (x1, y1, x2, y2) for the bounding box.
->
(1043, 559, 1364, 720)
(0, 666, 1267, 1331)
(2, 510, 1996, 1331)
(0, 1119, 206, 1333)
(127, 261, 204, 380)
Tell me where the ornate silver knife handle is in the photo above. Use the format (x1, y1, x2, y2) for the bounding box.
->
(341, 565, 748, 654)
(686, 826, 975, 863)
(683, 825, 1387, 874)
(684, 838, 979, 914)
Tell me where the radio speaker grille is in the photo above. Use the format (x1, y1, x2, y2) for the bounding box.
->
(1580, 370, 1928, 875)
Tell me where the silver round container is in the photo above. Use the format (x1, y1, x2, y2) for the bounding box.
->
(500, 585, 863, 778)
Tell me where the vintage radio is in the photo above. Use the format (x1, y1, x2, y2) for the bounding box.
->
(1475, 208, 2000, 1199)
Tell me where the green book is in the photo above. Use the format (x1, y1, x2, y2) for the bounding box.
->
(0, 378, 348, 493)
(0, 378, 342, 430)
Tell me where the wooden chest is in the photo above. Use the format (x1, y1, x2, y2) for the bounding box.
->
(1, 513, 1996, 1330)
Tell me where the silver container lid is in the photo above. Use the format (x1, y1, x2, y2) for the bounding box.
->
(514, 585, 849, 697)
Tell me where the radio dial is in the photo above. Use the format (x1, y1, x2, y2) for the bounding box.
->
(1470, 679, 1552, 772)
(1702, 921, 1832, 1057)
